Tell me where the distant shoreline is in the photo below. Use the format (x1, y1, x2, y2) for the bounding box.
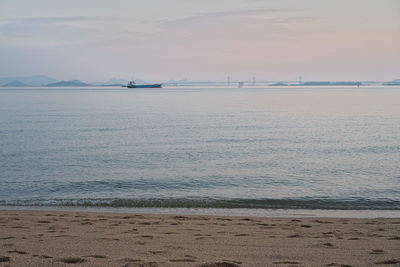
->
(2, 84, 400, 88)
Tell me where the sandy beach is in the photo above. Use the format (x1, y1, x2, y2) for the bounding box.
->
(0, 210, 399, 266)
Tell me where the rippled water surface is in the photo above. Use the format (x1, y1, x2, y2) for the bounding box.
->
(0, 86, 399, 210)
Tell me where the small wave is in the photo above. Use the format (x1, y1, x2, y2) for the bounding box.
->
(79, 128, 123, 133)
(205, 138, 284, 144)
(1, 197, 399, 210)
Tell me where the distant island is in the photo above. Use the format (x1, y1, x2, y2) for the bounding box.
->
(383, 79, 400, 86)
(0, 75, 132, 87)
(101, 84, 125, 87)
(0, 75, 57, 86)
(2, 80, 29, 87)
(45, 80, 91, 87)
(271, 81, 361, 86)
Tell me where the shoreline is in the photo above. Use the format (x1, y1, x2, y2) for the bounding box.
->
(1, 206, 400, 219)
(1, 210, 399, 266)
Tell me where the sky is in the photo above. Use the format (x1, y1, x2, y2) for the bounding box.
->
(0, 0, 399, 82)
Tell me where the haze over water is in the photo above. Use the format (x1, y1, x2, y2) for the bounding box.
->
(0, 86, 399, 211)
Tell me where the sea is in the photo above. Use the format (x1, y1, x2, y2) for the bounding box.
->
(1, 86, 399, 217)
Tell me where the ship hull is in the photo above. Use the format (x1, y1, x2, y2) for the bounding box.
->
(126, 84, 162, 88)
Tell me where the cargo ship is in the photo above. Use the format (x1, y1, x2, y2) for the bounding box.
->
(123, 81, 162, 88)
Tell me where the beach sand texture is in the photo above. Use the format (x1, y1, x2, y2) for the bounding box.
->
(0, 211, 399, 267)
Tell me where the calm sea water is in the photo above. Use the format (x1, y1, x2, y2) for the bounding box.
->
(0, 86, 399, 211)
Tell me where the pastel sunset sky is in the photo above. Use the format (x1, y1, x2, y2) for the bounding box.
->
(0, 0, 399, 82)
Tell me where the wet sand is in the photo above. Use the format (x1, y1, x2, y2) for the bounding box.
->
(0, 210, 399, 266)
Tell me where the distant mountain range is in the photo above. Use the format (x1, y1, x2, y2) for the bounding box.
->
(1, 75, 400, 87)
(2, 80, 29, 87)
(103, 77, 129, 85)
(0, 75, 58, 86)
(46, 80, 91, 87)
(0, 75, 141, 87)
(271, 81, 361, 86)
(383, 79, 400, 86)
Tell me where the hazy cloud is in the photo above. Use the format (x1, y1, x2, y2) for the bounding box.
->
(157, 8, 305, 28)
(0, 16, 104, 46)
(155, 8, 310, 44)
(1, 16, 98, 24)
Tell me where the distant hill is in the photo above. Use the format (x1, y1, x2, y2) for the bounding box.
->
(46, 80, 91, 87)
(270, 83, 289, 86)
(102, 78, 151, 86)
(101, 84, 125, 87)
(2, 80, 28, 87)
(0, 75, 58, 86)
(103, 77, 129, 85)
(299, 81, 360, 86)
(383, 78, 400, 86)
(270, 81, 361, 86)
